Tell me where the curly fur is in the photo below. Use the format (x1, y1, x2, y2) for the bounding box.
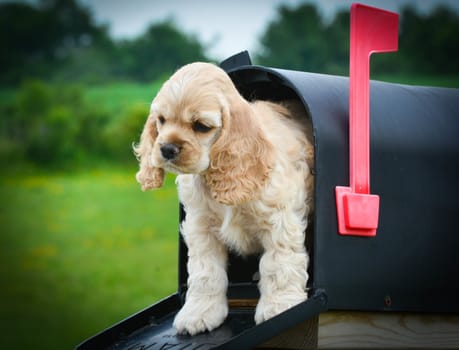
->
(134, 62, 314, 335)
(133, 113, 165, 190)
(204, 96, 275, 205)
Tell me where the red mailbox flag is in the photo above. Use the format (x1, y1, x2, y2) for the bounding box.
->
(335, 3, 399, 237)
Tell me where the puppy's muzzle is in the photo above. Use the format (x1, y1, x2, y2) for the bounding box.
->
(160, 143, 180, 160)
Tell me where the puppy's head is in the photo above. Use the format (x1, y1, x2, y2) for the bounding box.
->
(134, 62, 273, 205)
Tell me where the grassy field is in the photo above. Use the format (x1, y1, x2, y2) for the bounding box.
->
(83, 81, 164, 118)
(0, 167, 179, 349)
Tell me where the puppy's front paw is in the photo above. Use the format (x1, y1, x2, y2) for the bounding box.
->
(255, 292, 307, 324)
(173, 296, 228, 335)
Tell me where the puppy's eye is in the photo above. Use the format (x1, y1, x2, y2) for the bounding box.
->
(158, 116, 165, 125)
(192, 121, 213, 133)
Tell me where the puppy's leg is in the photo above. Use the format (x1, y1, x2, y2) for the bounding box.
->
(173, 216, 228, 335)
(255, 211, 309, 324)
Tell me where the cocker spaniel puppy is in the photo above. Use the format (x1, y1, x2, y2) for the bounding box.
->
(134, 62, 314, 335)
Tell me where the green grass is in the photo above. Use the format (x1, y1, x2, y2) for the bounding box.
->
(84, 81, 165, 119)
(0, 167, 179, 349)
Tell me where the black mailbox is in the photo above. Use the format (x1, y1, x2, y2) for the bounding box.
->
(222, 53, 459, 313)
(76, 51, 459, 350)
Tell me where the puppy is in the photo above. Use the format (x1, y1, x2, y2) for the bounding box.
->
(134, 62, 314, 335)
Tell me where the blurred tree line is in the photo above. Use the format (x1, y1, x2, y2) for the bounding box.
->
(256, 3, 459, 76)
(0, 80, 110, 164)
(0, 0, 207, 85)
(0, 79, 154, 166)
(0, 0, 458, 168)
(2, 0, 458, 85)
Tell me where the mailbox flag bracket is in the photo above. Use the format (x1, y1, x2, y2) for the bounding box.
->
(336, 3, 398, 237)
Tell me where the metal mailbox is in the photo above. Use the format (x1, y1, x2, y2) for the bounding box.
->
(222, 52, 459, 313)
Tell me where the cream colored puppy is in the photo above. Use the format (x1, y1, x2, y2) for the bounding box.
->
(134, 62, 314, 335)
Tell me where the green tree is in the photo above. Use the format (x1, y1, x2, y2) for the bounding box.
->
(0, 0, 112, 84)
(256, 3, 459, 77)
(120, 20, 208, 82)
(0, 3, 50, 83)
(0, 80, 110, 165)
(40, 0, 119, 83)
(324, 10, 350, 75)
(256, 4, 327, 72)
(399, 5, 459, 74)
(103, 103, 150, 161)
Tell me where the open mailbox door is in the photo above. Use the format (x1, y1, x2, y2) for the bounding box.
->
(76, 291, 327, 350)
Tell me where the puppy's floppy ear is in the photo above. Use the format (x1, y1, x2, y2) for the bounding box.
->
(205, 96, 274, 205)
(133, 113, 164, 191)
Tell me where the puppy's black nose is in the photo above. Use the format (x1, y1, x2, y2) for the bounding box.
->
(160, 143, 180, 160)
